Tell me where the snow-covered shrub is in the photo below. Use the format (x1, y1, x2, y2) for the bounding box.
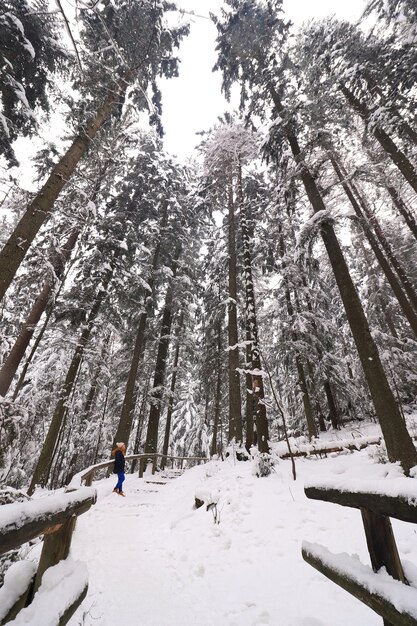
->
(252, 452, 275, 477)
(368, 443, 389, 464)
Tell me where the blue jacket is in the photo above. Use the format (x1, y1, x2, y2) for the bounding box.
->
(113, 450, 125, 473)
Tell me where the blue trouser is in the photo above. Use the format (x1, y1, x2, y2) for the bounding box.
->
(115, 472, 125, 492)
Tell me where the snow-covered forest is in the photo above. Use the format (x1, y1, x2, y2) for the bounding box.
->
(1, 0, 417, 625)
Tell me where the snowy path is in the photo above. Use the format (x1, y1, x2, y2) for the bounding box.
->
(68, 455, 417, 626)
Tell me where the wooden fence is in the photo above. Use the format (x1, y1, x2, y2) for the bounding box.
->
(78, 453, 208, 487)
(0, 453, 207, 624)
(302, 481, 417, 626)
(0, 488, 96, 625)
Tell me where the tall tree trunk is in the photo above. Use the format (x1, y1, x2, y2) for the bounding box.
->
(11, 260, 73, 401)
(386, 186, 417, 242)
(227, 176, 243, 444)
(0, 73, 131, 303)
(211, 324, 222, 458)
(237, 162, 269, 452)
(28, 252, 118, 494)
(161, 311, 184, 469)
(301, 275, 340, 429)
(277, 227, 317, 439)
(144, 260, 179, 455)
(269, 84, 417, 474)
(0, 228, 80, 396)
(130, 373, 151, 473)
(339, 84, 417, 195)
(112, 206, 168, 450)
(364, 73, 417, 146)
(343, 163, 417, 312)
(330, 153, 417, 336)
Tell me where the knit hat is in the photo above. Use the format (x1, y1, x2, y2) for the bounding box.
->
(116, 442, 125, 448)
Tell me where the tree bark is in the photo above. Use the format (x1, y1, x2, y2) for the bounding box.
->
(112, 205, 168, 450)
(237, 162, 269, 452)
(277, 227, 317, 439)
(340, 84, 417, 195)
(227, 176, 243, 444)
(161, 311, 184, 469)
(28, 251, 119, 494)
(211, 324, 222, 457)
(0, 73, 131, 303)
(386, 186, 417, 242)
(330, 153, 417, 337)
(269, 84, 417, 474)
(144, 259, 179, 455)
(0, 228, 80, 396)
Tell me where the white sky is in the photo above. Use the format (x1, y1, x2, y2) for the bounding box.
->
(161, 0, 367, 160)
(12, 0, 367, 182)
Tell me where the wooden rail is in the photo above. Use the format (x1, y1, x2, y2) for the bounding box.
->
(302, 479, 417, 626)
(78, 453, 208, 487)
(0, 488, 96, 625)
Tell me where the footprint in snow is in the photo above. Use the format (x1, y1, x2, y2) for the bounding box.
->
(253, 611, 270, 624)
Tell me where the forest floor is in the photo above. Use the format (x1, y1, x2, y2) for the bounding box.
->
(67, 423, 417, 626)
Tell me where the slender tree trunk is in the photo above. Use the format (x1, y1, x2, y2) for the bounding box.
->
(364, 73, 417, 146)
(278, 227, 317, 439)
(237, 162, 269, 452)
(269, 84, 417, 474)
(130, 374, 151, 473)
(227, 176, 243, 444)
(339, 84, 417, 195)
(343, 164, 417, 312)
(161, 311, 184, 469)
(11, 261, 73, 401)
(0, 74, 131, 303)
(112, 206, 168, 450)
(386, 186, 417, 242)
(211, 325, 222, 458)
(0, 229, 80, 397)
(330, 153, 417, 336)
(144, 260, 179, 455)
(28, 252, 118, 494)
(301, 276, 340, 429)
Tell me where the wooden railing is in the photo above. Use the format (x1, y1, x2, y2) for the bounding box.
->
(0, 453, 207, 624)
(302, 479, 417, 626)
(77, 453, 208, 487)
(0, 488, 96, 625)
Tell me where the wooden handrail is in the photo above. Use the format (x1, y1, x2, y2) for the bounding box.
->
(0, 488, 96, 556)
(303, 481, 417, 625)
(304, 484, 417, 524)
(77, 453, 208, 486)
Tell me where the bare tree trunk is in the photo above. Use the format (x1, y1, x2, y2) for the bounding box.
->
(0, 74, 131, 303)
(144, 258, 179, 455)
(330, 153, 417, 336)
(211, 324, 222, 458)
(28, 252, 118, 494)
(278, 227, 317, 440)
(11, 261, 73, 401)
(161, 311, 184, 469)
(269, 84, 417, 474)
(339, 84, 417, 195)
(237, 162, 269, 452)
(386, 186, 417, 242)
(227, 176, 243, 444)
(112, 206, 168, 449)
(0, 228, 80, 396)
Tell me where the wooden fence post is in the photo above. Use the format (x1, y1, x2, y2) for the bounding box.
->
(33, 515, 77, 593)
(138, 458, 145, 478)
(361, 507, 406, 626)
(152, 456, 157, 475)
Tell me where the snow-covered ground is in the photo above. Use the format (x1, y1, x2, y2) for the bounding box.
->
(66, 442, 417, 626)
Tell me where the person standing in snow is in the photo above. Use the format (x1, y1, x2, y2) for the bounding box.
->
(112, 442, 126, 496)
